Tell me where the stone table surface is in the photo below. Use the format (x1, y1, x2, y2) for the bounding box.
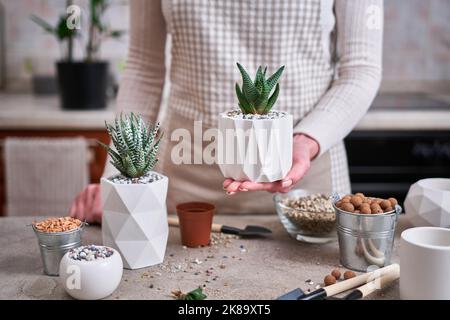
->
(0, 215, 413, 300)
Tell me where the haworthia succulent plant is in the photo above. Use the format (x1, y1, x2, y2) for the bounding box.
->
(99, 113, 162, 179)
(235, 63, 285, 115)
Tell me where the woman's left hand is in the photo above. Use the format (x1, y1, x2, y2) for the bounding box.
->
(223, 134, 319, 194)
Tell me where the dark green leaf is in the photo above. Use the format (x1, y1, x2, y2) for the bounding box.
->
(254, 81, 269, 113)
(110, 160, 127, 176)
(266, 65, 285, 92)
(30, 15, 55, 34)
(97, 140, 121, 162)
(235, 83, 255, 114)
(179, 287, 207, 300)
(123, 155, 138, 178)
(56, 15, 77, 40)
(264, 83, 280, 113)
(236, 63, 258, 103)
(254, 66, 264, 93)
(109, 30, 126, 38)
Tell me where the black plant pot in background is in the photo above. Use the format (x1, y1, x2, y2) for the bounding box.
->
(57, 61, 109, 110)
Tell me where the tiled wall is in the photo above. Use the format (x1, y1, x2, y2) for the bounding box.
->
(1, 0, 449, 89)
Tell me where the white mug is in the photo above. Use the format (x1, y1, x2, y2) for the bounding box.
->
(400, 227, 450, 300)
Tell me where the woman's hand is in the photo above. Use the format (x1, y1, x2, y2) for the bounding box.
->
(223, 134, 319, 194)
(69, 184, 102, 224)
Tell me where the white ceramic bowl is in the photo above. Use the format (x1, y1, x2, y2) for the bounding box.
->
(59, 245, 123, 300)
(404, 178, 450, 227)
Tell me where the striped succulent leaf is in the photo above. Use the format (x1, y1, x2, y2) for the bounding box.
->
(99, 113, 162, 179)
(235, 63, 284, 115)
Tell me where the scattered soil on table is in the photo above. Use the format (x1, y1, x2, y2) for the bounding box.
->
(137, 233, 248, 299)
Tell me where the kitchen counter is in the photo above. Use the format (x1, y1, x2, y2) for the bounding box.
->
(0, 94, 115, 130)
(1, 93, 450, 130)
(0, 215, 414, 300)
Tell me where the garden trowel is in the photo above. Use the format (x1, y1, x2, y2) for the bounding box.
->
(168, 217, 272, 237)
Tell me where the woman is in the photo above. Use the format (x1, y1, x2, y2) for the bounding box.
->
(70, 0, 383, 223)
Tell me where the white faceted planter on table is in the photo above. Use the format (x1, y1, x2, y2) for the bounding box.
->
(404, 178, 450, 227)
(101, 172, 169, 269)
(217, 110, 293, 182)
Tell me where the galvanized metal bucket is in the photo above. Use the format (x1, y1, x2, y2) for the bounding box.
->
(32, 223, 84, 276)
(332, 194, 402, 272)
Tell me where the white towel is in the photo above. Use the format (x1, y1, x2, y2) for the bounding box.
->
(4, 137, 89, 216)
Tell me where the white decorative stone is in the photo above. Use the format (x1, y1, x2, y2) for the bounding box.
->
(217, 110, 293, 182)
(404, 178, 450, 227)
(101, 172, 169, 269)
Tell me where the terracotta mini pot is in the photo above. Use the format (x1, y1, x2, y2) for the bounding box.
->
(176, 202, 215, 247)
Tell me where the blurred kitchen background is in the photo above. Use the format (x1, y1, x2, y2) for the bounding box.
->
(0, 0, 449, 216)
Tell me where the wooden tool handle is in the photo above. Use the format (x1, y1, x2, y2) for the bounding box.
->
(167, 217, 179, 227)
(211, 223, 223, 233)
(167, 217, 223, 233)
(357, 266, 400, 298)
(324, 264, 400, 297)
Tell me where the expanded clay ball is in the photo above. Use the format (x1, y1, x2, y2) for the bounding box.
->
(388, 198, 398, 207)
(350, 196, 363, 208)
(344, 271, 356, 280)
(370, 202, 382, 214)
(370, 203, 381, 211)
(341, 202, 354, 213)
(372, 207, 384, 214)
(360, 206, 372, 214)
(338, 194, 397, 215)
(380, 200, 391, 210)
(331, 269, 341, 280)
(324, 275, 337, 286)
(360, 203, 370, 210)
(341, 196, 351, 203)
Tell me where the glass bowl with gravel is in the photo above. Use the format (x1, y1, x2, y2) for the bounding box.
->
(274, 189, 337, 244)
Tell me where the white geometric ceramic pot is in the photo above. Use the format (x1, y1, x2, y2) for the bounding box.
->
(404, 178, 450, 227)
(59, 246, 123, 300)
(101, 172, 169, 269)
(217, 110, 293, 182)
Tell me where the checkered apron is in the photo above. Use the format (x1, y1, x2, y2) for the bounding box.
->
(159, 0, 351, 214)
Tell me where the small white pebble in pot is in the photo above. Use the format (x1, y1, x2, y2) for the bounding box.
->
(69, 245, 114, 261)
(110, 172, 163, 184)
(226, 110, 287, 120)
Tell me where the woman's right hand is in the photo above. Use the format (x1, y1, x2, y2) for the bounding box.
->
(69, 184, 102, 224)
